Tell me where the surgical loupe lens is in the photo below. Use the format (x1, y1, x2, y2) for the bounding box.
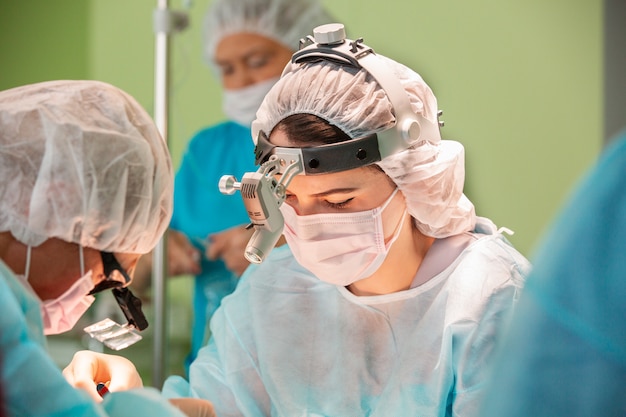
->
(245, 248, 263, 264)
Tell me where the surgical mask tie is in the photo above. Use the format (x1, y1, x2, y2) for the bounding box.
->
(22, 245, 96, 335)
(222, 76, 279, 127)
(280, 188, 407, 286)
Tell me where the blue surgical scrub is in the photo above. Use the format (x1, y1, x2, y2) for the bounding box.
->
(0, 259, 186, 417)
(480, 131, 626, 417)
(170, 121, 257, 368)
(163, 217, 530, 416)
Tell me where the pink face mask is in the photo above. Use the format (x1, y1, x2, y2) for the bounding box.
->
(39, 270, 95, 335)
(20, 245, 95, 335)
(280, 188, 406, 286)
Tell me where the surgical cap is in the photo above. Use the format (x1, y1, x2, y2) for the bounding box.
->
(202, 0, 335, 66)
(253, 55, 476, 238)
(0, 80, 173, 254)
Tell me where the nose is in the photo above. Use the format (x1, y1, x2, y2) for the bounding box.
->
(286, 197, 319, 217)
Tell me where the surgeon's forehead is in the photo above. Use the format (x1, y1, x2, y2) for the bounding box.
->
(268, 128, 292, 147)
(286, 164, 386, 194)
(214, 32, 286, 63)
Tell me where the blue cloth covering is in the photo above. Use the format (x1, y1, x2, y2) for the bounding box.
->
(170, 121, 257, 367)
(164, 218, 530, 416)
(480, 131, 626, 417)
(0, 259, 186, 417)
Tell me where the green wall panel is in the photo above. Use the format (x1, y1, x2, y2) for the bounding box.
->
(1, 0, 603, 256)
(0, 0, 89, 88)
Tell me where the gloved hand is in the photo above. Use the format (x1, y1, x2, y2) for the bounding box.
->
(62, 350, 143, 402)
(132, 228, 202, 293)
(167, 229, 202, 276)
(206, 224, 253, 276)
(169, 398, 217, 417)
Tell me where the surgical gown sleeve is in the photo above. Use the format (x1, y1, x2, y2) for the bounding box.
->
(0, 260, 187, 417)
(162, 259, 267, 417)
(480, 132, 626, 417)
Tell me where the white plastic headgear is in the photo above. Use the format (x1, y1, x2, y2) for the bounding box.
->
(253, 26, 476, 238)
(202, 0, 335, 69)
(0, 80, 174, 254)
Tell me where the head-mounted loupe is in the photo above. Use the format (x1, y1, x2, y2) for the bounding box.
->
(83, 252, 149, 350)
(219, 23, 442, 263)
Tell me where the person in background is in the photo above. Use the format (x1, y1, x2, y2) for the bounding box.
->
(133, 0, 335, 370)
(63, 25, 530, 416)
(0, 80, 214, 417)
(479, 129, 626, 417)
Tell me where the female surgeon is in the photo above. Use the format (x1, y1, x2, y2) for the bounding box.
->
(0, 80, 214, 417)
(133, 0, 335, 369)
(63, 24, 530, 416)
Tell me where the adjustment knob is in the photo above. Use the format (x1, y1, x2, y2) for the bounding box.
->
(219, 175, 239, 195)
(313, 23, 346, 45)
(401, 119, 421, 143)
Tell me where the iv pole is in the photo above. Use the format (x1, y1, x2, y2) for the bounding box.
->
(152, 1, 188, 388)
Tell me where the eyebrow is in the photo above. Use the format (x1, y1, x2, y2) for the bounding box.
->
(299, 187, 360, 198)
(215, 47, 274, 66)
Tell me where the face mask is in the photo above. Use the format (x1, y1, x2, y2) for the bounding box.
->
(20, 245, 96, 335)
(41, 270, 96, 335)
(222, 76, 279, 127)
(280, 188, 407, 286)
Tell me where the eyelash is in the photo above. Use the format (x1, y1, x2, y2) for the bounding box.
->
(285, 195, 354, 210)
(323, 199, 353, 209)
(247, 56, 270, 68)
(218, 54, 270, 76)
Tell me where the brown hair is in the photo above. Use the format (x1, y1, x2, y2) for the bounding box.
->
(273, 113, 351, 146)
(273, 113, 384, 173)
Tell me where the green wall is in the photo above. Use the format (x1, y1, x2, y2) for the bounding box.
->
(0, 0, 89, 82)
(1, 0, 602, 257)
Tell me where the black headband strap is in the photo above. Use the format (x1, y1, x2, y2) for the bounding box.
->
(255, 131, 381, 175)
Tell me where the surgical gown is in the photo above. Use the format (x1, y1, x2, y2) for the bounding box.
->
(0, 259, 187, 417)
(480, 131, 626, 417)
(163, 217, 530, 416)
(170, 121, 257, 367)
